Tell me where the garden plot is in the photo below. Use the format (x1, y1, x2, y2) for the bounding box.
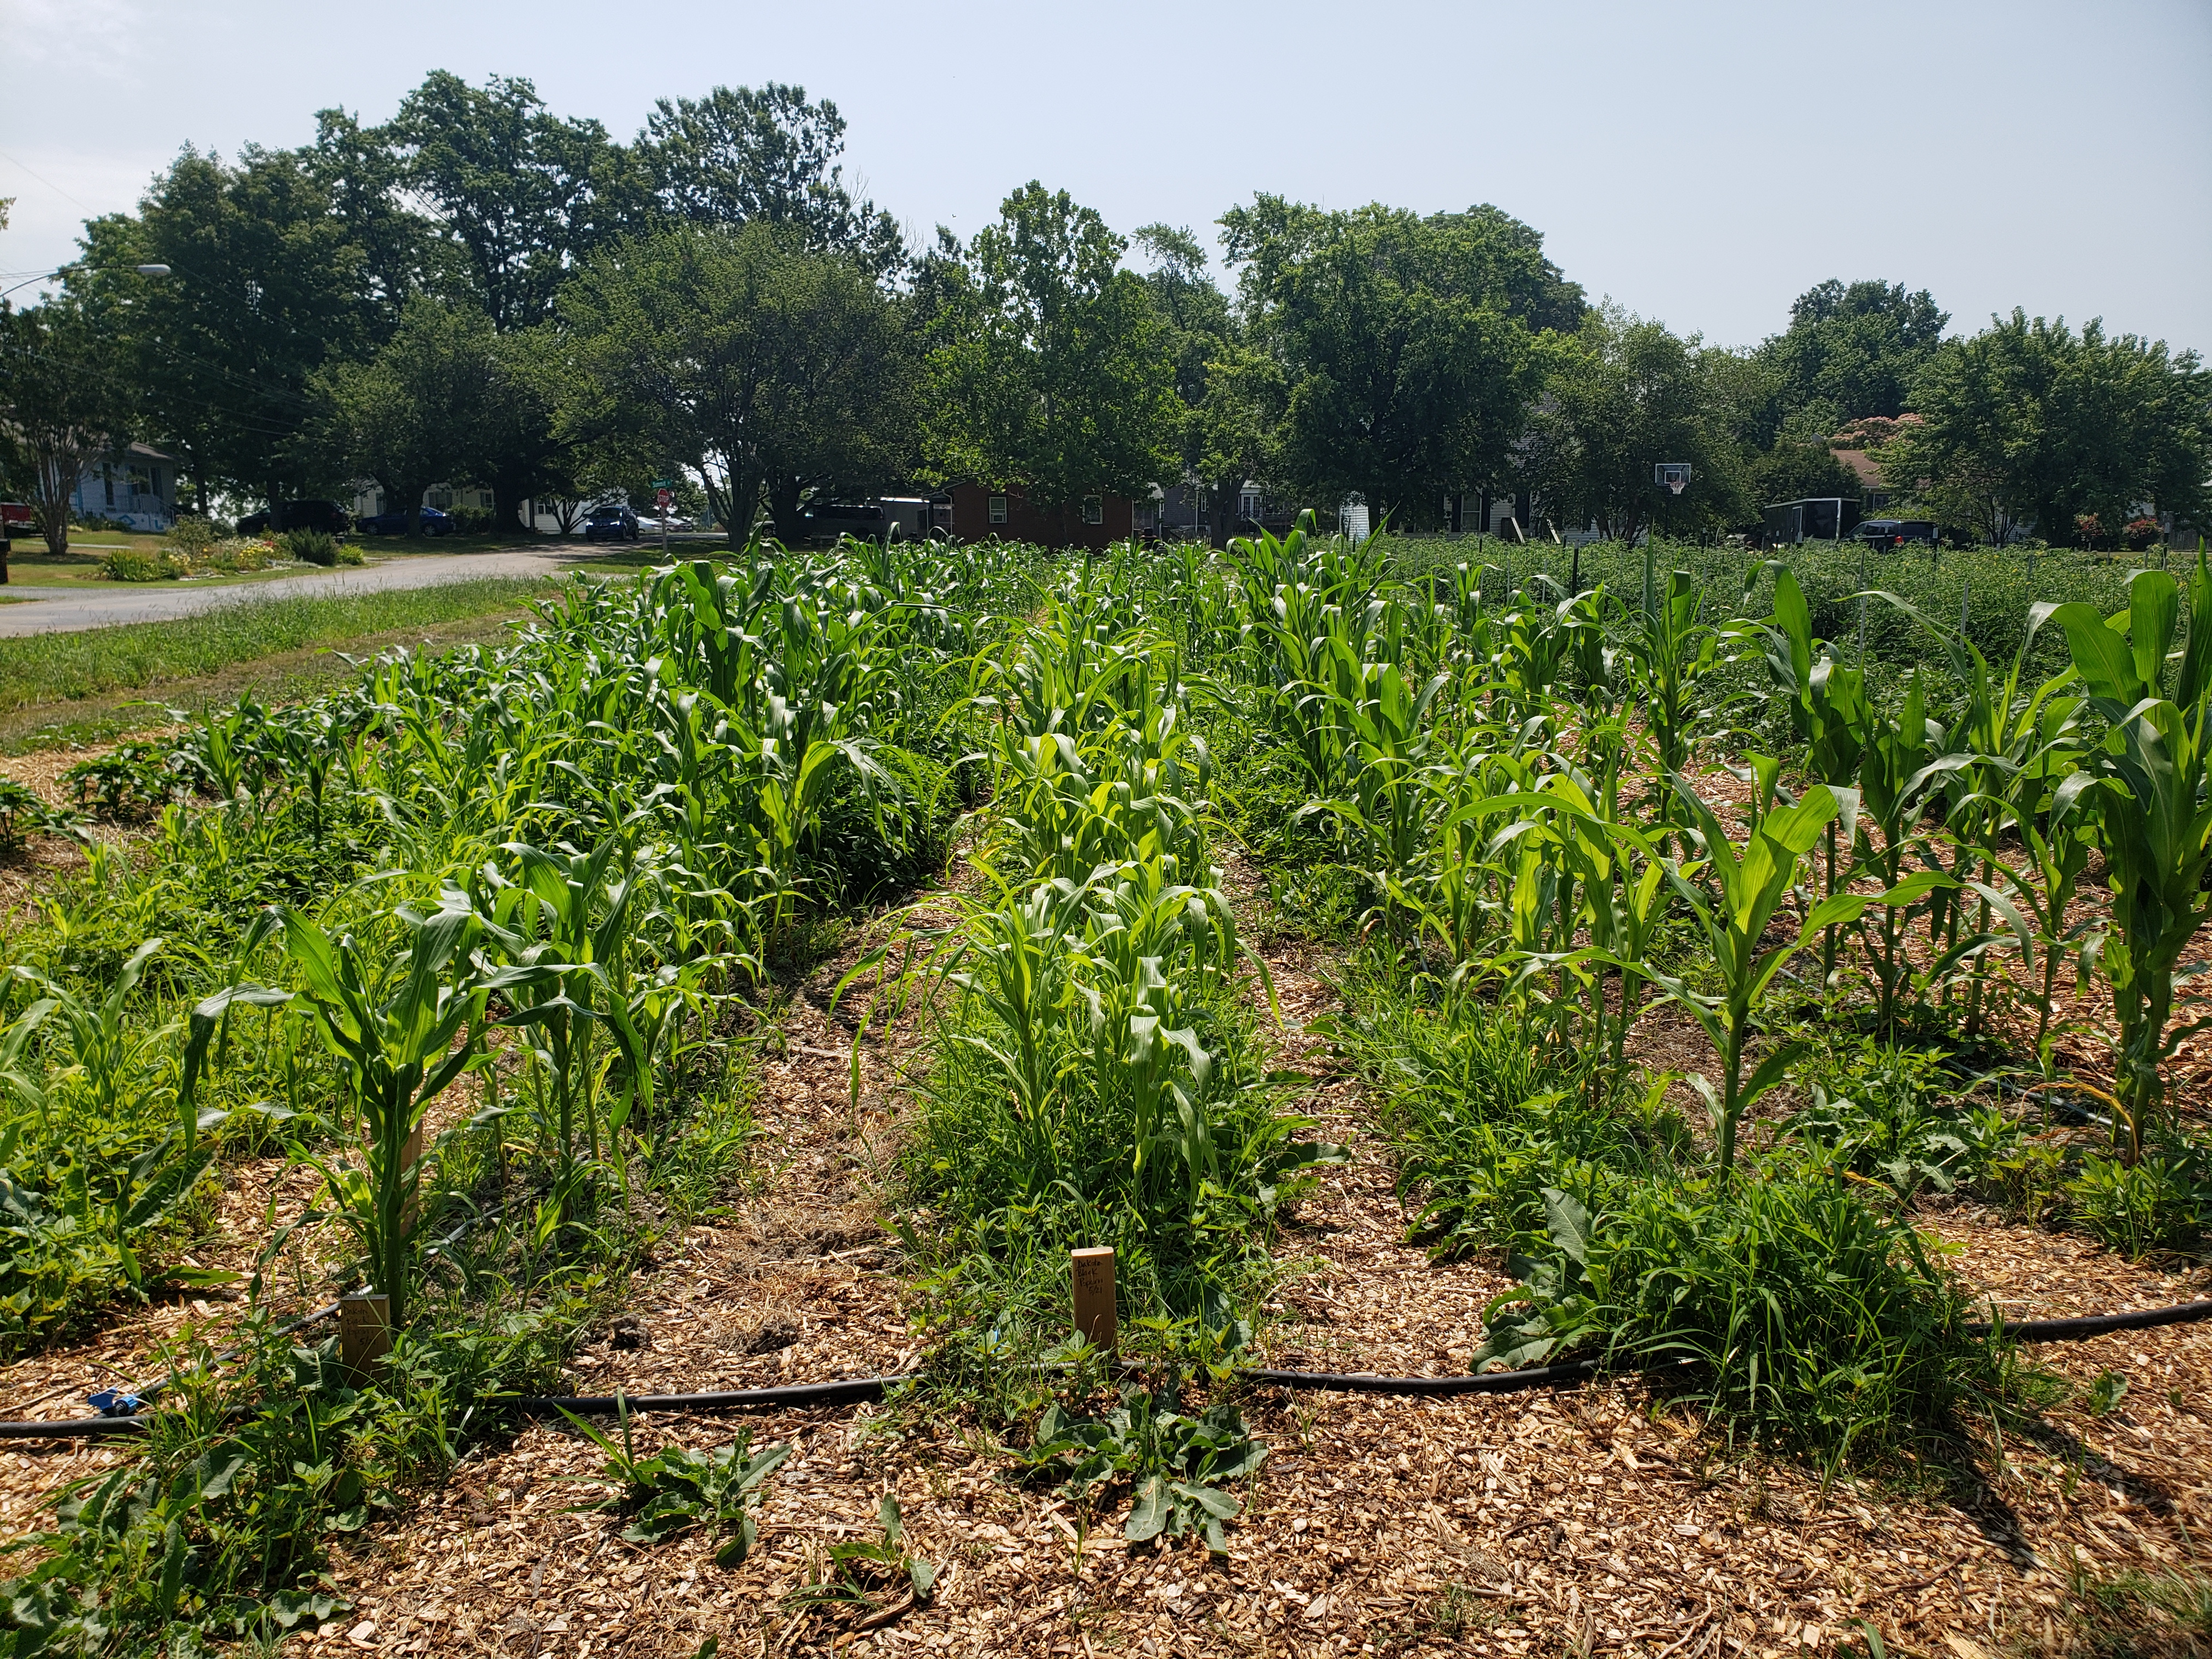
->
(5, 526, 2212, 1657)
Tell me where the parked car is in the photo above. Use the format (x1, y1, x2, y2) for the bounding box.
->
(237, 499, 351, 537)
(1850, 517, 1938, 548)
(0, 503, 31, 546)
(356, 506, 456, 536)
(581, 505, 640, 542)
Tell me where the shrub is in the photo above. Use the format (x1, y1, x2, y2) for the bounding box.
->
(98, 547, 184, 582)
(447, 505, 494, 534)
(164, 516, 219, 558)
(279, 528, 338, 566)
(2125, 516, 2163, 552)
(200, 537, 278, 573)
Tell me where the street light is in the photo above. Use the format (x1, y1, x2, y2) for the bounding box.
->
(0, 262, 171, 301)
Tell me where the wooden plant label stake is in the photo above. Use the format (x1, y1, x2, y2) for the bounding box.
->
(1071, 1246, 1116, 1353)
(340, 1289, 392, 1380)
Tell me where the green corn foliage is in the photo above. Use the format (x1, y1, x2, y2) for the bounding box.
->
(2042, 558, 2212, 1159)
(1646, 763, 1867, 1178)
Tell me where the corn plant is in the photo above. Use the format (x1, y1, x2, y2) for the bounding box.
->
(1645, 764, 1866, 1177)
(479, 838, 649, 1207)
(2041, 560, 2212, 1159)
(1623, 568, 1730, 811)
(184, 894, 488, 1329)
(1757, 567, 1869, 980)
(1847, 674, 1940, 1030)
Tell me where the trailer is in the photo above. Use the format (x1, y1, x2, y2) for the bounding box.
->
(1760, 497, 1862, 545)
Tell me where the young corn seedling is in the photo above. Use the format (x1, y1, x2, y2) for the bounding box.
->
(1645, 762, 1866, 1178)
(184, 893, 489, 1330)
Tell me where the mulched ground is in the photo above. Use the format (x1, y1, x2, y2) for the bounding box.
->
(8, 799, 2212, 1655)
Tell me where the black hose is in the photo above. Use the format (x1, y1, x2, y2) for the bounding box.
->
(0, 1355, 1604, 1439)
(1970, 1298, 2212, 1342)
(1247, 1359, 1599, 1395)
(9, 1300, 2210, 1442)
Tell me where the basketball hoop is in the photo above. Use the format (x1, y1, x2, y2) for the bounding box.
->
(1655, 462, 1691, 496)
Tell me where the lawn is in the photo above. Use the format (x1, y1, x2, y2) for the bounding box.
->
(0, 575, 555, 748)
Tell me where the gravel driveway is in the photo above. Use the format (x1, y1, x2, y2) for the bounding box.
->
(0, 549, 602, 637)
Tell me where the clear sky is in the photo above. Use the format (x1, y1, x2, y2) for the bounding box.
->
(2, 0, 2206, 354)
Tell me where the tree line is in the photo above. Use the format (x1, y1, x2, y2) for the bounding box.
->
(2, 71, 2205, 550)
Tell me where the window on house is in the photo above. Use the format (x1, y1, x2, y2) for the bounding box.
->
(1240, 490, 1262, 520)
(428, 488, 453, 510)
(988, 494, 1008, 525)
(1081, 496, 1103, 526)
(128, 465, 152, 499)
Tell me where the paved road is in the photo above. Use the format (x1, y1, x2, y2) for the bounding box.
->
(0, 550, 607, 637)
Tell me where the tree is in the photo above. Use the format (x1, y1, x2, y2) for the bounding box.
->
(387, 72, 638, 332)
(1884, 311, 2211, 546)
(640, 84, 904, 277)
(1700, 347, 1859, 520)
(462, 325, 579, 534)
(309, 298, 495, 537)
(1133, 224, 1282, 547)
(1758, 279, 1950, 426)
(77, 145, 380, 514)
(1523, 306, 1740, 544)
(925, 184, 1177, 534)
(308, 108, 437, 329)
(558, 222, 919, 545)
(1220, 198, 1573, 528)
(0, 300, 137, 563)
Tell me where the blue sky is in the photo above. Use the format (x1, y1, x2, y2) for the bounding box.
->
(2, 0, 2205, 354)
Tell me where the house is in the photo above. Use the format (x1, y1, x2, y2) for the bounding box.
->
(348, 482, 498, 523)
(1828, 415, 1922, 513)
(941, 483, 1138, 550)
(1152, 479, 1302, 541)
(69, 443, 177, 532)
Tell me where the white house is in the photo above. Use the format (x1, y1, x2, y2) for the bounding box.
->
(69, 443, 178, 532)
(347, 482, 499, 522)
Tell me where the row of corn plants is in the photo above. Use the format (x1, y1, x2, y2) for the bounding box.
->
(0, 535, 1032, 1647)
(1127, 516, 2212, 1462)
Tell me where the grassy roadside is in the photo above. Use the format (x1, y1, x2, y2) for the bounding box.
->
(0, 576, 555, 751)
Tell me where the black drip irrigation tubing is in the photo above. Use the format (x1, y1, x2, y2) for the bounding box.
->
(0, 1196, 513, 1436)
(12, 1296, 2212, 1442)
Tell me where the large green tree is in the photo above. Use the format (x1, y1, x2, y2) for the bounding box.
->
(76, 146, 380, 514)
(1220, 198, 1575, 528)
(640, 84, 904, 278)
(0, 300, 137, 563)
(558, 222, 919, 545)
(1523, 306, 1745, 543)
(1884, 311, 2210, 546)
(1758, 278, 1949, 426)
(387, 72, 640, 332)
(924, 183, 1177, 535)
(309, 299, 495, 537)
(1133, 224, 1280, 546)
